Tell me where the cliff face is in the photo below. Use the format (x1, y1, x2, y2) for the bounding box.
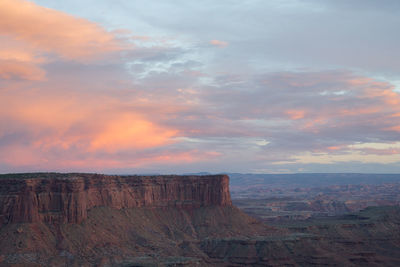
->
(0, 173, 270, 266)
(2, 173, 398, 267)
(0, 173, 231, 224)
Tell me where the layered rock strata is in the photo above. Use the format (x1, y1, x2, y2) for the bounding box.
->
(0, 173, 231, 224)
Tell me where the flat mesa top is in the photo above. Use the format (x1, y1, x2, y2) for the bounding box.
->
(0, 172, 228, 180)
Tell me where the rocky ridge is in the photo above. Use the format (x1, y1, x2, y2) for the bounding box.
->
(0, 173, 272, 266)
(0, 173, 231, 224)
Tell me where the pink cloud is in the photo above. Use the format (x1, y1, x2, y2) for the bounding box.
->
(89, 114, 178, 153)
(0, 0, 122, 61)
(210, 39, 229, 47)
(1, 1, 400, 173)
(0, 143, 220, 171)
(384, 125, 400, 132)
(285, 109, 306, 120)
(0, 97, 182, 170)
(358, 148, 400, 156)
(0, 37, 47, 80)
(0, 0, 225, 172)
(0, 0, 125, 81)
(0, 60, 45, 80)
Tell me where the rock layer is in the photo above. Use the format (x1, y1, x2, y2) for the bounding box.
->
(0, 173, 231, 224)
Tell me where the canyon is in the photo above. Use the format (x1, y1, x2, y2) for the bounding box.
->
(0, 173, 273, 266)
(230, 173, 400, 222)
(0, 173, 400, 266)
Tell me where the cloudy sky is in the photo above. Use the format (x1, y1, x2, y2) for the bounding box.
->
(1, 0, 400, 174)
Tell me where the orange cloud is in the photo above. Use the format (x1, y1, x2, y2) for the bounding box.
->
(0, 0, 226, 172)
(347, 77, 373, 86)
(391, 113, 400, 118)
(0, 144, 44, 167)
(300, 118, 327, 133)
(0, 47, 45, 64)
(285, 109, 306, 120)
(360, 81, 400, 106)
(0, 82, 223, 170)
(210, 39, 229, 47)
(358, 148, 400, 156)
(339, 107, 381, 116)
(0, 145, 220, 171)
(90, 114, 178, 152)
(382, 90, 400, 105)
(0, 0, 123, 80)
(0, 38, 47, 80)
(0, 89, 178, 150)
(385, 125, 400, 132)
(0, 60, 45, 80)
(0, 0, 121, 61)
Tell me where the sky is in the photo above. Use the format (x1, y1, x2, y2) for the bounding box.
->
(1, 0, 400, 174)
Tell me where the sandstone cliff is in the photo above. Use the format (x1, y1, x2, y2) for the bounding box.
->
(0, 173, 273, 266)
(0, 173, 231, 224)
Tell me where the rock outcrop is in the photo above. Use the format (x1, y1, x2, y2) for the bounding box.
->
(0, 173, 274, 266)
(0, 173, 231, 224)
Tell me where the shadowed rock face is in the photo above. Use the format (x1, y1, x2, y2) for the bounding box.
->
(0, 173, 231, 224)
(0, 173, 272, 266)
